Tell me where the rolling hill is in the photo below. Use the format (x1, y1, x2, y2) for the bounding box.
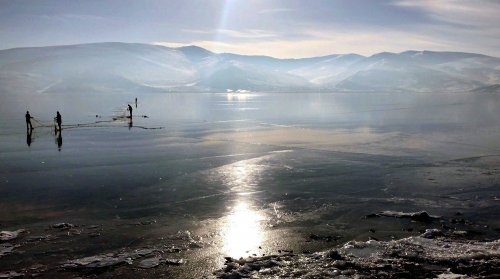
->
(0, 42, 499, 94)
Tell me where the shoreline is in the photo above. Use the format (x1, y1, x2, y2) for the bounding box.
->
(212, 234, 500, 279)
(2, 208, 499, 278)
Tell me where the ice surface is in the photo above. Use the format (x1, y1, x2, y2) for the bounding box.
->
(1, 92, 500, 278)
(0, 271, 23, 278)
(0, 244, 17, 258)
(0, 230, 25, 242)
(61, 248, 185, 271)
(375, 210, 441, 222)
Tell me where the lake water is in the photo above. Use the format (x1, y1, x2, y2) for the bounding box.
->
(1, 92, 500, 277)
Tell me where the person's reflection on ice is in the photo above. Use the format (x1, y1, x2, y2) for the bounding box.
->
(26, 129, 33, 147)
(55, 131, 62, 151)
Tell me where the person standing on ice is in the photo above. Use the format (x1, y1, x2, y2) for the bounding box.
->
(128, 104, 133, 118)
(55, 111, 62, 132)
(25, 111, 33, 130)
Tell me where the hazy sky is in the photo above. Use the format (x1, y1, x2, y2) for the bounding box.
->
(1, 0, 499, 58)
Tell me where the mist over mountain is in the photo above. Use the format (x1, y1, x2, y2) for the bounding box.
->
(0, 42, 499, 94)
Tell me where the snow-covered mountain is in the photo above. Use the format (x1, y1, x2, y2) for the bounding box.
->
(0, 42, 499, 94)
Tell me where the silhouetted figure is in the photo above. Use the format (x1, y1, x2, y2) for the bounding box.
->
(26, 129, 33, 147)
(135, 97, 137, 108)
(128, 104, 133, 118)
(55, 111, 62, 132)
(25, 111, 33, 130)
(55, 132, 62, 151)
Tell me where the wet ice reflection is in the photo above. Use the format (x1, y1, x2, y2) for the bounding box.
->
(223, 200, 264, 258)
(222, 159, 262, 191)
(226, 92, 252, 102)
(219, 158, 266, 258)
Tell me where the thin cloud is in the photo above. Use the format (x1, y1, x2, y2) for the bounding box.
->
(39, 13, 111, 23)
(153, 29, 456, 59)
(258, 8, 294, 14)
(183, 28, 277, 39)
(217, 29, 277, 39)
(393, 0, 500, 27)
(391, 0, 500, 56)
(182, 29, 213, 35)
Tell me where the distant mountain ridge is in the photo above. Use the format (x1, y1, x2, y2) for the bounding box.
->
(0, 42, 499, 94)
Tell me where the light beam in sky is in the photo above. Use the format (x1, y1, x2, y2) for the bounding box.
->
(212, 0, 236, 53)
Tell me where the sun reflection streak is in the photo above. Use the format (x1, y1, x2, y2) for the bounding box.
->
(223, 159, 261, 191)
(218, 157, 267, 258)
(226, 92, 252, 102)
(223, 200, 264, 258)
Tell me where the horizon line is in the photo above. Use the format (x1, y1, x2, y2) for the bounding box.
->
(0, 41, 496, 60)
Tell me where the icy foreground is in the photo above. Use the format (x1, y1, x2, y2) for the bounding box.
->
(213, 236, 500, 278)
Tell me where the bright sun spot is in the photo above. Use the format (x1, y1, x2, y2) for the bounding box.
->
(219, 157, 266, 258)
(226, 92, 252, 102)
(223, 200, 264, 258)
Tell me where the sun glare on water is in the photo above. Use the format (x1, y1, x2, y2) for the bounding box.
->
(223, 200, 265, 258)
(226, 92, 252, 102)
(219, 158, 267, 258)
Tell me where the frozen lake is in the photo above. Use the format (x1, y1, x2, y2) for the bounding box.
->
(1, 92, 500, 277)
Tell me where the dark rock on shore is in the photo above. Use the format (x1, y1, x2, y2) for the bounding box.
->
(376, 211, 441, 222)
(51, 223, 75, 230)
(212, 236, 500, 278)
